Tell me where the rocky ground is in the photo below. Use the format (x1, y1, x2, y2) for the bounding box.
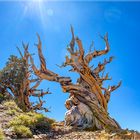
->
(34, 124, 140, 140)
(0, 104, 15, 138)
(0, 101, 140, 140)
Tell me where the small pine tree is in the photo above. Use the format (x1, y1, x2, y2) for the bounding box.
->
(0, 45, 50, 112)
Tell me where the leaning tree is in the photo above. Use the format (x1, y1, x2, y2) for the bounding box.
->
(30, 27, 121, 131)
(0, 44, 50, 112)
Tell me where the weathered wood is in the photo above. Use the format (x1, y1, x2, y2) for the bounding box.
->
(30, 28, 121, 131)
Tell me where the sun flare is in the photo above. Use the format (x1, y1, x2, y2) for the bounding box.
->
(22, 0, 52, 27)
(25, 0, 44, 12)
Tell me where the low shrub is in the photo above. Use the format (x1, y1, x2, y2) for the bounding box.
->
(3, 100, 16, 107)
(2, 100, 22, 112)
(12, 125, 32, 138)
(9, 114, 32, 127)
(4, 100, 52, 138)
(0, 129, 5, 140)
(6, 109, 18, 116)
(9, 112, 45, 128)
(8, 110, 51, 138)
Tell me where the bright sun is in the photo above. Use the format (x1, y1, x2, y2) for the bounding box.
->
(21, 0, 54, 28)
(25, 0, 44, 11)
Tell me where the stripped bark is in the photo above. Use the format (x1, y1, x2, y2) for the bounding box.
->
(30, 28, 122, 131)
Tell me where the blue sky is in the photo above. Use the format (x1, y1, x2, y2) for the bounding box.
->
(0, 1, 140, 131)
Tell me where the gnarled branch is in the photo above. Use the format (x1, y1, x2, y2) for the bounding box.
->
(85, 33, 110, 64)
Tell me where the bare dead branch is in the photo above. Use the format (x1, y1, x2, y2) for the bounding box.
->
(103, 81, 122, 103)
(93, 56, 114, 75)
(30, 80, 42, 90)
(75, 37, 84, 60)
(109, 81, 122, 92)
(69, 26, 75, 53)
(36, 33, 47, 72)
(16, 46, 23, 58)
(85, 33, 110, 64)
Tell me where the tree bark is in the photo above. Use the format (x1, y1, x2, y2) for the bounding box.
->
(30, 29, 121, 131)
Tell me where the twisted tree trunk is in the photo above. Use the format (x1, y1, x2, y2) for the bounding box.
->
(30, 29, 121, 131)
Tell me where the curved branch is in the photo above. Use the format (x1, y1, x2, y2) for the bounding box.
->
(93, 56, 114, 75)
(109, 81, 122, 92)
(36, 33, 47, 72)
(75, 37, 84, 61)
(85, 33, 110, 64)
(103, 81, 122, 103)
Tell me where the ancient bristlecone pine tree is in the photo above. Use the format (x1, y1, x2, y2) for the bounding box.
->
(30, 27, 121, 131)
(0, 44, 50, 112)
